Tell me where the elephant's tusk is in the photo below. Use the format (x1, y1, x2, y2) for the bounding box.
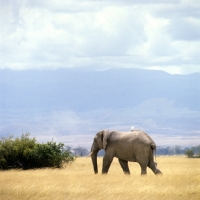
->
(86, 151, 94, 157)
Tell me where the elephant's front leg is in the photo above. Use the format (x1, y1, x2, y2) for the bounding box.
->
(118, 158, 130, 175)
(102, 154, 113, 174)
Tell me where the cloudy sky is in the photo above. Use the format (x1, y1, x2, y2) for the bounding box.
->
(1, 0, 200, 74)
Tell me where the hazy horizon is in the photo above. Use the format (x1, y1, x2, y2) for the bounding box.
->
(1, 68, 200, 149)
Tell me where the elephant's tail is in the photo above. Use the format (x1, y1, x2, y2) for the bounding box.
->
(151, 143, 157, 162)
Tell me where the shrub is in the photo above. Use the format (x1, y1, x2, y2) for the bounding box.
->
(0, 133, 75, 170)
(185, 149, 194, 158)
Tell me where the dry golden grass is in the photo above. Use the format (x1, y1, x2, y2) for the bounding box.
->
(0, 156, 200, 200)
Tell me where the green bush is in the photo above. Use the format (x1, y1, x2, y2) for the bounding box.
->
(0, 133, 76, 170)
(185, 149, 194, 158)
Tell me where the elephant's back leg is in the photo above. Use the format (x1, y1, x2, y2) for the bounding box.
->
(118, 158, 130, 175)
(135, 153, 149, 175)
(136, 156, 148, 175)
(148, 160, 163, 175)
(138, 162, 148, 175)
(147, 159, 156, 173)
(134, 146, 149, 175)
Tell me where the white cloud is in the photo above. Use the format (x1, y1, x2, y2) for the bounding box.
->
(1, 0, 200, 74)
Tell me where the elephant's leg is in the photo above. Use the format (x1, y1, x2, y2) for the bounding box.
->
(138, 162, 147, 175)
(148, 160, 163, 175)
(118, 158, 130, 175)
(102, 155, 113, 174)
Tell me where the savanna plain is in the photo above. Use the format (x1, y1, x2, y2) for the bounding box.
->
(1, 156, 200, 200)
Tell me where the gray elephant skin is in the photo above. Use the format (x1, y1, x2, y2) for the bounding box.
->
(89, 130, 162, 175)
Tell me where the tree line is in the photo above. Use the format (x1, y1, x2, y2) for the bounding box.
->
(1, 133, 199, 171)
(157, 145, 200, 158)
(72, 146, 200, 157)
(0, 133, 76, 170)
(184, 145, 200, 158)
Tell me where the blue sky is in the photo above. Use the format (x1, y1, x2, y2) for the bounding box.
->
(1, 0, 200, 74)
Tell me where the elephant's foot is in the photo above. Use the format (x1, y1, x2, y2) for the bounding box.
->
(141, 171, 147, 175)
(155, 171, 163, 175)
(154, 169, 163, 175)
(102, 170, 108, 175)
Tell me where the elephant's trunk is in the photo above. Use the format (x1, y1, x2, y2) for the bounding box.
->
(91, 151, 99, 174)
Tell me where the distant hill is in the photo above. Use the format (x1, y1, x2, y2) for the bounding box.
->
(0, 68, 200, 147)
(1, 68, 200, 111)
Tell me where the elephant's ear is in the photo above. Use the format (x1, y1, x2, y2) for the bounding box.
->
(96, 131, 104, 149)
(103, 130, 110, 150)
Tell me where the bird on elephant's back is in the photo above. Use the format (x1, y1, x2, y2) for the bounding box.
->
(88, 130, 162, 175)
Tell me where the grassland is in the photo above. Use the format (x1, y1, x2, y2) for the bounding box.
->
(0, 156, 199, 200)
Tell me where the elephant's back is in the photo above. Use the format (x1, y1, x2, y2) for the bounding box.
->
(109, 130, 155, 144)
(121, 130, 155, 145)
(136, 130, 155, 144)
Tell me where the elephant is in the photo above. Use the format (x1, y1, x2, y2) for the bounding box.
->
(88, 130, 162, 175)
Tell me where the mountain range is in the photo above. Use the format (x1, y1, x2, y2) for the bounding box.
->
(0, 68, 200, 148)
